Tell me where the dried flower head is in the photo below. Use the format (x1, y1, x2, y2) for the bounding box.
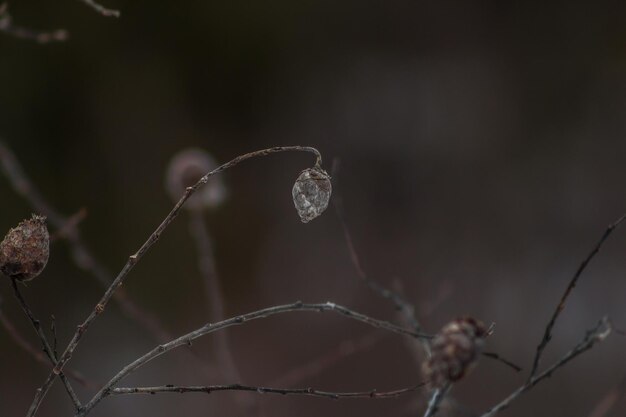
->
(423, 317, 487, 388)
(0, 214, 50, 282)
(292, 166, 332, 223)
(165, 148, 227, 210)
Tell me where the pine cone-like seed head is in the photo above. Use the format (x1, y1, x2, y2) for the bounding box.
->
(423, 317, 487, 388)
(292, 167, 332, 223)
(0, 214, 50, 282)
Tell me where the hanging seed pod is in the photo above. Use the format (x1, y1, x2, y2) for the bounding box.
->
(423, 317, 487, 388)
(292, 166, 332, 223)
(0, 214, 50, 282)
(165, 148, 228, 210)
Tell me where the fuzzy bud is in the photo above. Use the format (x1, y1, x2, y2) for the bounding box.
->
(292, 166, 332, 223)
(165, 148, 227, 210)
(0, 214, 50, 282)
(423, 317, 487, 388)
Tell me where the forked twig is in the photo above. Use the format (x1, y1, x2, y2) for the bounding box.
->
(529, 214, 626, 378)
(109, 382, 425, 400)
(8, 280, 82, 410)
(25, 146, 323, 417)
(0, 297, 92, 388)
(77, 301, 432, 416)
(480, 318, 612, 417)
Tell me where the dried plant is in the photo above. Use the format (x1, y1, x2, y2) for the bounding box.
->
(0, 141, 622, 417)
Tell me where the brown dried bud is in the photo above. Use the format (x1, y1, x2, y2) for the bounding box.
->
(423, 317, 487, 388)
(0, 214, 50, 282)
(292, 166, 332, 223)
(165, 148, 227, 210)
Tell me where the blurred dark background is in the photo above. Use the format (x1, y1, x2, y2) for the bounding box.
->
(1, 0, 626, 416)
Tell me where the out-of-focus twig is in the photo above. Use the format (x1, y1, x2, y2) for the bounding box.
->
(480, 317, 612, 417)
(188, 211, 241, 382)
(332, 159, 431, 357)
(530, 214, 626, 378)
(423, 385, 450, 417)
(0, 3, 68, 43)
(587, 374, 626, 417)
(78, 0, 120, 18)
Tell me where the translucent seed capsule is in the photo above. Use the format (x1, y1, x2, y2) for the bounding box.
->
(0, 214, 50, 282)
(292, 167, 332, 223)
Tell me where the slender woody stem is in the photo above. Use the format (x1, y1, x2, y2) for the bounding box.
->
(77, 301, 431, 417)
(9, 280, 82, 410)
(423, 385, 450, 417)
(25, 146, 322, 417)
(108, 382, 425, 400)
(529, 214, 626, 379)
(480, 318, 612, 417)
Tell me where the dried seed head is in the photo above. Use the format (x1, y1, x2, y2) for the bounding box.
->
(292, 166, 332, 223)
(0, 214, 50, 282)
(165, 148, 227, 210)
(423, 317, 487, 388)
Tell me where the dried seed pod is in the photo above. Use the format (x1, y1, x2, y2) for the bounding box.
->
(423, 317, 487, 388)
(165, 148, 227, 210)
(292, 166, 332, 223)
(0, 214, 50, 282)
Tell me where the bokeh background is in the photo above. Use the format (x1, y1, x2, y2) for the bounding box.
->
(1, 0, 626, 416)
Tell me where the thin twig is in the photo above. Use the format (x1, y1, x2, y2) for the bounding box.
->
(480, 317, 612, 417)
(529, 214, 626, 378)
(8, 280, 82, 411)
(0, 140, 173, 344)
(0, 3, 68, 43)
(188, 211, 241, 382)
(423, 385, 450, 417)
(26, 146, 323, 417)
(481, 352, 522, 373)
(331, 159, 431, 357)
(77, 301, 432, 417)
(0, 297, 92, 388)
(109, 382, 426, 400)
(78, 0, 120, 17)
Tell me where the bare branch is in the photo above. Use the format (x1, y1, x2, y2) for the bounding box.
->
(8, 280, 82, 410)
(481, 317, 612, 417)
(25, 146, 323, 417)
(109, 382, 425, 400)
(529, 214, 626, 378)
(588, 373, 626, 417)
(423, 385, 450, 417)
(0, 4, 68, 43)
(481, 352, 522, 373)
(78, 0, 120, 18)
(77, 301, 432, 417)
